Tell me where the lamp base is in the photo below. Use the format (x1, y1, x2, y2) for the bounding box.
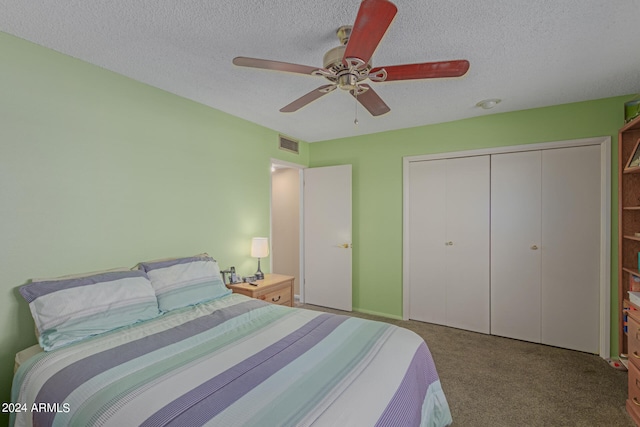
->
(255, 258, 264, 280)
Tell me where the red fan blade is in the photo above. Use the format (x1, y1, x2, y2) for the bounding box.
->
(233, 57, 320, 76)
(280, 85, 336, 113)
(350, 84, 390, 116)
(343, 0, 398, 66)
(371, 60, 470, 81)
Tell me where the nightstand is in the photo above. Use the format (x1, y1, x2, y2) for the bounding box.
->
(227, 274, 294, 307)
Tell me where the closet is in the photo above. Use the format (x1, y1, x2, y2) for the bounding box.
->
(404, 139, 606, 354)
(491, 146, 601, 353)
(407, 155, 490, 334)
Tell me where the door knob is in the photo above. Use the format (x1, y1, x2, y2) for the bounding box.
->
(531, 245, 538, 250)
(445, 241, 453, 246)
(340, 243, 351, 248)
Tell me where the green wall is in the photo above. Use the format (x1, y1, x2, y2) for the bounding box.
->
(309, 95, 632, 352)
(0, 31, 308, 417)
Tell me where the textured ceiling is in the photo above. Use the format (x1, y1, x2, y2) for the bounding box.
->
(1, 0, 639, 142)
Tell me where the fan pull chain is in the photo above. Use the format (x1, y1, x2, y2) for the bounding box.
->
(354, 88, 359, 125)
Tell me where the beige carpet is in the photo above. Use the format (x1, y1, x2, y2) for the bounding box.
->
(300, 304, 634, 427)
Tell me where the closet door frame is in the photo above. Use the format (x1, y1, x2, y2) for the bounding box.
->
(402, 136, 611, 358)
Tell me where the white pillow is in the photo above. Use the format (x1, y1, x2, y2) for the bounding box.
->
(20, 269, 160, 351)
(138, 255, 231, 312)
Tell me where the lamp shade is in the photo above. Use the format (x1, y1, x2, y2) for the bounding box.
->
(251, 237, 269, 258)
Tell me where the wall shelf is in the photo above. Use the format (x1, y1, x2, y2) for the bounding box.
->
(618, 113, 640, 359)
(623, 267, 640, 278)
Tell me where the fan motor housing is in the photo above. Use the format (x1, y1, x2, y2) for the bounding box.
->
(322, 44, 373, 91)
(323, 45, 373, 70)
(322, 45, 347, 71)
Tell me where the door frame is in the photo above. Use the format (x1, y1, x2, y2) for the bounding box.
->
(270, 158, 305, 303)
(402, 136, 611, 358)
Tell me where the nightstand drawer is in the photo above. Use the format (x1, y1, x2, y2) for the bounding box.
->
(258, 287, 291, 306)
(227, 274, 294, 307)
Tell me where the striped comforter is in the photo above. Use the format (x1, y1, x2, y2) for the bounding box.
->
(11, 294, 452, 427)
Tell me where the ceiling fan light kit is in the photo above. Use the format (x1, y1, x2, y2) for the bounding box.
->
(232, 0, 470, 117)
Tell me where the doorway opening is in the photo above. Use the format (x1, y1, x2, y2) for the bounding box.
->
(270, 159, 304, 303)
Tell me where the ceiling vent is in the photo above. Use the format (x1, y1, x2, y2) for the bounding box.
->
(278, 135, 299, 154)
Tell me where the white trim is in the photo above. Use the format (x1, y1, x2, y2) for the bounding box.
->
(299, 168, 305, 304)
(403, 157, 411, 322)
(269, 158, 306, 303)
(599, 140, 612, 359)
(402, 136, 611, 358)
(270, 158, 305, 170)
(403, 137, 609, 163)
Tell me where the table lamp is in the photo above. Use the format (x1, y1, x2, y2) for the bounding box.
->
(251, 237, 269, 280)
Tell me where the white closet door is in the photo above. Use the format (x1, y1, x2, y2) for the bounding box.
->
(408, 156, 490, 332)
(408, 159, 447, 325)
(445, 156, 490, 333)
(491, 151, 542, 342)
(541, 146, 601, 353)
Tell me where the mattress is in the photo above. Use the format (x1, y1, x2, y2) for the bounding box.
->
(11, 293, 451, 426)
(14, 344, 43, 374)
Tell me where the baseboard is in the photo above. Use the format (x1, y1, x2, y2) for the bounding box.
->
(353, 307, 403, 320)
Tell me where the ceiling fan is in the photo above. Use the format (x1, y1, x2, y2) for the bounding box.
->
(232, 0, 469, 117)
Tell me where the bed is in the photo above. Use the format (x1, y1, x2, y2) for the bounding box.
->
(11, 255, 452, 427)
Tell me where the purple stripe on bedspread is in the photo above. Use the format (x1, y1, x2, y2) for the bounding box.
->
(33, 299, 267, 427)
(141, 313, 346, 427)
(375, 341, 439, 427)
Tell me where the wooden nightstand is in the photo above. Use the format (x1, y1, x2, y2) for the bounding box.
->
(227, 274, 294, 307)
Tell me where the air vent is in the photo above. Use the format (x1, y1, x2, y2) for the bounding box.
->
(278, 135, 299, 154)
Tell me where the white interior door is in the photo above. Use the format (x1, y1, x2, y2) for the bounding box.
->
(541, 146, 601, 353)
(445, 156, 491, 333)
(408, 159, 448, 324)
(491, 151, 542, 342)
(407, 156, 490, 333)
(303, 165, 352, 311)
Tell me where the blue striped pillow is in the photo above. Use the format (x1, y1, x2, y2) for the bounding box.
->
(139, 255, 231, 312)
(20, 270, 160, 351)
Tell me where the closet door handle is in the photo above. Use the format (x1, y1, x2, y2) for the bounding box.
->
(531, 245, 538, 250)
